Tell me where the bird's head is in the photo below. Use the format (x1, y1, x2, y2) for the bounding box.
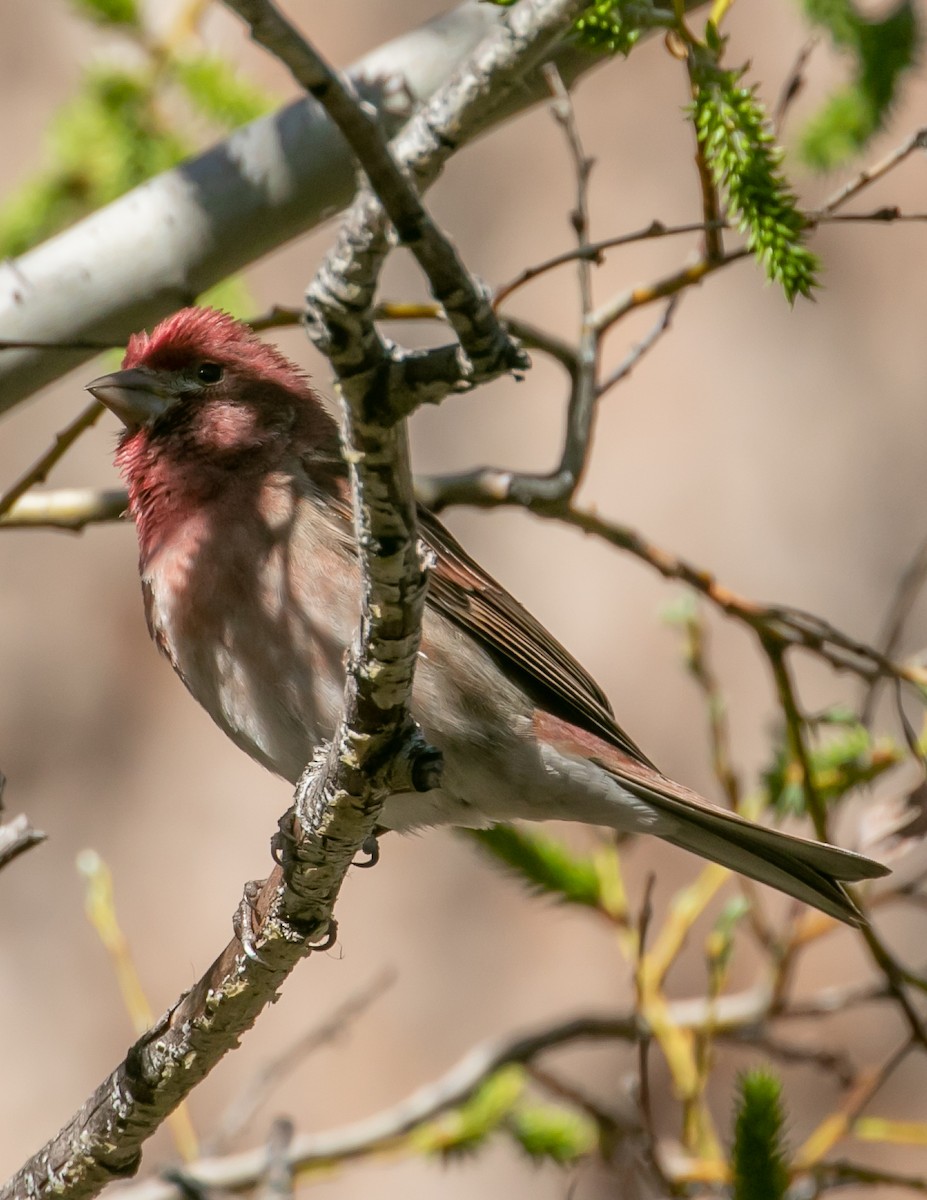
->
(87, 307, 337, 471)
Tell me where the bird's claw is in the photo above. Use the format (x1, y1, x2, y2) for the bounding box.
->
(352, 834, 380, 868)
(233, 878, 268, 964)
(306, 918, 338, 953)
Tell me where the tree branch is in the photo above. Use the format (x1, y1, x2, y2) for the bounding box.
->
(0, 8, 606, 1197)
(0, 0, 694, 414)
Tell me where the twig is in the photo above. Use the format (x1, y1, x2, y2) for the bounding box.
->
(772, 38, 818, 135)
(258, 1119, 295, 1200)
(819, 128, 927, 215)
(794, 1038, 915, 1167)
(862, 526, 927, 725)
(223, 0, 529, 395)
(0, 773, 45, 873)
(634, 875, 665, 1188)
(492, 220, 727, 306)
(591, 249, 749, 336)
(677, 604, 740, 810)
(539, 63, 598, 504)
(0, 401, 106, 520)
(596, 295, 679, 400)
(857, 924, 927, 1051)
(718, 1028, 856, 1088)
(762, 638, 828, 842)
(560, 507, 927, 690)
(813, 1160, 927, 1194)
(212, 968, 396, 1148)
(0, 488, 128, 531)
(116, 1015, 643, 1200)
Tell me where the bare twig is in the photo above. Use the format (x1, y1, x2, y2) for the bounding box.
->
(819, 127, 927, 215)
(223, 0, 526, 388)
(813, 1160, 927, 1194)
(493, 220, 726, 306)
(5, 4, 612, 1197)
(0, 401, 106, 520)
(677, 605, 741, 810)
(117, 1014, 643, 1200)
(862, 526, 927, 725)
(213, 969, 396, 1148)
(560, 507, 927, 691)
(794, 1038, 915, 1168)
(0, 774, 45, 873)
(772, 38, 818, 135)
(596, 296, 679, 400)
(0, 488, 128, 531)
(258, 1119, 295, 1200)
(763, 638, 828, 842)
(536, 63, 598, 504)
(591, 249, 749, 335)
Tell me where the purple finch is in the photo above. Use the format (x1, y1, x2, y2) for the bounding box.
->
(87, 307, 888, 924)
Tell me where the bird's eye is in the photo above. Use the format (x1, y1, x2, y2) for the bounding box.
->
(196, 362, 224, 384)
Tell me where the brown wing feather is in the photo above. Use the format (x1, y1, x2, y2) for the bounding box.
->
(415, 508, 658, 768)
(318, 470, 654, 766)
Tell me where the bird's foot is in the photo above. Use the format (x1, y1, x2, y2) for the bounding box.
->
(352, 834, 380, 868)
(233, 878, 267, 964)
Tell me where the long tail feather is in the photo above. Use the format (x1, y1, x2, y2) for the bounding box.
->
(629, 778, 887, 925)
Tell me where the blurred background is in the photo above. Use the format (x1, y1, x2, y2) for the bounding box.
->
(1, 1, 926, 1195)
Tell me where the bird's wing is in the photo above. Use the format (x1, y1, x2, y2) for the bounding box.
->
(415, 507, 659, 768)
(316, 472, 653, 765)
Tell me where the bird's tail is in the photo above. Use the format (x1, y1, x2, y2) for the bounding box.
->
(623, 772, 887, 925)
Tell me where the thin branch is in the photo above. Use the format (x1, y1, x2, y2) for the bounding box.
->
(538, 62, 597, 504)
(493, 219, 726, 306)
(591, 249, 749, 335)
(813, 1160, 927, 1194)
(0, 401, 106, 520)
(212, 968, 396, 1149)
(596, 295, 679, 400)
(258, 1119, 295, 1200)
(862, 525, 927, 724)
(794, 1038, 915, 1168)
(5, 4, 615, 1198)
(678, 604, 741, 811)
(0, 488, 128, 532)
(223, 0, 526, 387)
(0, 813, 46, 872)
(772, 38, 818, 135)
(0, 774, 46, 873)
(117, 1015, 642, 1200)
(819, 127, 927, 215)
(763, 638, 828, 842)
(560, 507, 927, 690)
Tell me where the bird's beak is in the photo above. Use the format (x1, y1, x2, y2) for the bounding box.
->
(86, 367, 176, 429)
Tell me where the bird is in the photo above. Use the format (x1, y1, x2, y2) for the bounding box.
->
(86, 306, 888, 925)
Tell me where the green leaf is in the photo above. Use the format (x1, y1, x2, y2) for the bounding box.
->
(706, 894, 750, 976)
(799, 0, 920, 168)
(0, 67, 188, 259)
(465, 825, 605, 910)
(730, 1069, 790, 1200)
(69, 0, 140, 26)
(762, 719, 900, 818)
(691, 59, 819, 303)
(509, 1103, 598, 1163)
(174, 55, 275, 128)
(573, 2, 641, 55)
(414, 1067, 525, 1158)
